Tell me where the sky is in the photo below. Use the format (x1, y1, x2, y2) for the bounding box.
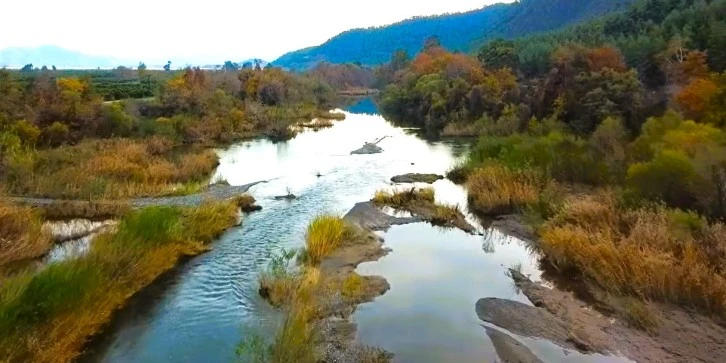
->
(0, 0, 504, 64)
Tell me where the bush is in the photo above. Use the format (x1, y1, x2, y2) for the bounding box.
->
(539, 193, 726, 317)
(466, 165, 543, 215)
(626, 149, 704, 210)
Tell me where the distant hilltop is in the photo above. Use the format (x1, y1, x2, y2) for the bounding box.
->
(273, 0, 633, 70)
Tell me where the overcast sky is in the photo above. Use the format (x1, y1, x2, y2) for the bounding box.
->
(0, 0, 505, 63)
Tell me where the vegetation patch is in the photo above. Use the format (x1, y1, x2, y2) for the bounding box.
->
(466, 165, 544, 215)
(0, 197, 53, 269)
(2, 138, 219, 199)
(373, 187, 473, 232)
(303, 215, 347, 265)
(538, 191, 726, 317)
(34, 200, 131, 221)
(0, 200, 240, 362)
(372, 187, 435, 207)
(249, 214, 391, 363)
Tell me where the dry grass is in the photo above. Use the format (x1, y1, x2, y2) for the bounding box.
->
(314, 111, 346, 120)
(305, 215, 347, 265)
(441, 122, 481, 137)
(231, 194, 261, 213)
(432, 204, 463, 226)
(466, 165, 543, 215)
(618, 297, 660, 334)
(0, 200, 240, 362)
(35, 200, 131, 220)
(2, 138, 219, 199)
(0, 197, 53, 268)
(372, 187, 435, 207)
(341, 273, 364, 300)
(539, 191, 726, 317)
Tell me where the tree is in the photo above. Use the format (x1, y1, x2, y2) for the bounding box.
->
(478, 39, 518, 70)
(51, 65, 56, 71)
(674, 78, 718, 120)
(164, 61, 172, 72)
(585, 46, 626, 72)
(138, 62, 147, 71)
(20, 64, 33, 72)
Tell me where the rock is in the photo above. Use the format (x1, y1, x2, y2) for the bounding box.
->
(343, 201, 421, 231)
(490, 215, 536, 241)
(390, 173, 444, 184)
(475, 297, 589, 352)
(485, 327, 543, 363)
(274, 194, 297, 201)
(351, 143, 383, 155)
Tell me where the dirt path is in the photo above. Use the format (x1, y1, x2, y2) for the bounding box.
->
(10, 180, 267, 208)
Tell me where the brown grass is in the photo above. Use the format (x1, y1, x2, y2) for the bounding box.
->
(35, 200, 131, 220)
(0, 197, 53, 268)
(539, 191, 726, 317)
(231, 194, 261, 213)
(2, 138, 219, 199)
(372, 187, 435, 207)
(432, 204, 463, 226)
(466, 165, 543, 215)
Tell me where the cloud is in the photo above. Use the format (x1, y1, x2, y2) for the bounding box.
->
(1, 0, 500, 63)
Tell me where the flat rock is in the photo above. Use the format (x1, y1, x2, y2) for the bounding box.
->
(390, 173, 444, 184)
(343, 201, 421, 231)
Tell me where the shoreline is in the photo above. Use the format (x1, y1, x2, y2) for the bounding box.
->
(477, 213, 726, 363)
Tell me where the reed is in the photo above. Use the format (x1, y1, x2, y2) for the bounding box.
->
(304, 215, 346, 265)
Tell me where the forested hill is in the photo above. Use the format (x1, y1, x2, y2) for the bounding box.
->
(273, 0, 633, 70)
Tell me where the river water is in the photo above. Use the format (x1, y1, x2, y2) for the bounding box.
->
(84, 99, 624, 362)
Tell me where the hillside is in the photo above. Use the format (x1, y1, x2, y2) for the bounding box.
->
(274, 0, 633, 70)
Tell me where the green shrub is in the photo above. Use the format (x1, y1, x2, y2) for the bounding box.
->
(626, 149, 703, 210)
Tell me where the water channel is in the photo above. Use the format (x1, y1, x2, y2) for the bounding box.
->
(84, 98, 624, 362)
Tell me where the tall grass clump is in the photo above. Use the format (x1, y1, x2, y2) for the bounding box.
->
(372, 187, 435, 207)
(0, 197, 53, 267)
(539, 191, 726, 317)
(304, 215, 346, 265)
(466, 165, 543, 215)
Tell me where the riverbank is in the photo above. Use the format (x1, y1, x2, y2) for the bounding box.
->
(0, 199, 247, 362)
(463, 179, 726, 362)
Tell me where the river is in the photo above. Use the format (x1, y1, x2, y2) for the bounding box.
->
(82, 98, 623, 362)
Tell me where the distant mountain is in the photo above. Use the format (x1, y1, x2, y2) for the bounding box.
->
(0, 45, 126, 69)
(274, 0, 633, 70)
